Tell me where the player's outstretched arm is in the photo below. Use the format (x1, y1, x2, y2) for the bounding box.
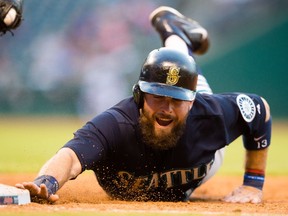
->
(223, 97, 271, 204)
(16, 148, 82, 203)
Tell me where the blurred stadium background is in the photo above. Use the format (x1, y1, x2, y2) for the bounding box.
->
(0, 0, 287, 119)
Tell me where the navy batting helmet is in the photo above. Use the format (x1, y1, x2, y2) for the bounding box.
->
(133, 47, 198, 107)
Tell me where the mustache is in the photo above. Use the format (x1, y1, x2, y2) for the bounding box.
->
(154, 113, 175, 120)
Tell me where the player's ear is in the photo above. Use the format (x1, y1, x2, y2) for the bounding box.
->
(132, 84, 143, 108)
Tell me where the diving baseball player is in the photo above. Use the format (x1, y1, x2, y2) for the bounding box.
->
(16, 6, 271, 204)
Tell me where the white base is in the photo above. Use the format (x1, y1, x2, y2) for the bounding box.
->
(0, 184, 31, 205)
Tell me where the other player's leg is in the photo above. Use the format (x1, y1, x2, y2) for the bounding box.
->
(149, 6, 212, 94)
(149, 6, 209, 55)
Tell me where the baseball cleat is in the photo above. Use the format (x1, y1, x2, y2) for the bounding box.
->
(150, 6, 209, 55)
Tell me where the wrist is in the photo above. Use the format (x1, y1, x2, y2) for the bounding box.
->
(34, 175, 59, 196)
(243, 169, 265, 190)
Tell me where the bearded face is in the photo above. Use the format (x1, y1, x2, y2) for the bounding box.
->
(139, 109, 187, 150)
(139, 94, 192, 150)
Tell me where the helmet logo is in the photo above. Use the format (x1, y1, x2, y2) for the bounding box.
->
(166, 67, 180, 86)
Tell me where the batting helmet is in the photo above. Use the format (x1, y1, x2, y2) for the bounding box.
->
(133, 47, 198, 107)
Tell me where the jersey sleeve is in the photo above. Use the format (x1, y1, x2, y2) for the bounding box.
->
(217, 93, 271, 150)
(63, 111, 121, 172)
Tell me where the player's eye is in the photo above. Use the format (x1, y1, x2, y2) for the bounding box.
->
(153, 95, 164, 99)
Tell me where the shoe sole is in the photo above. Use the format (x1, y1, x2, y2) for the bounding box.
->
(149, 6, 208, 40)
(149, 6, 185, 23)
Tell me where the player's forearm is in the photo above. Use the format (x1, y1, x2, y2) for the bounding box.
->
(245, 148, 268, 172)
(37, 148, 82, 188)
(243, 148, 268, 190)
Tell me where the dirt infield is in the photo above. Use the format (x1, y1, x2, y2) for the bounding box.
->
(1, 173, 288, 215)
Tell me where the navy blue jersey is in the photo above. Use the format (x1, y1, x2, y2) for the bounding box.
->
(64, 93, 269, 201)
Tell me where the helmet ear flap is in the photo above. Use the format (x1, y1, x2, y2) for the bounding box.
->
(132, 84, 143, 108)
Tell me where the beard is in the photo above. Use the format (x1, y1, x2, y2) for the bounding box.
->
(139, 110, 187, 150)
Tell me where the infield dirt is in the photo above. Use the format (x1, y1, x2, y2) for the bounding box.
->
(0, 173, 287, 215)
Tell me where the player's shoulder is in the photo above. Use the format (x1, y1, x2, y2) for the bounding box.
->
(193, 92, 263, 115)
(196, 92, 262, 103)
(192, 93, 225, 115)
(104, 97, 139, 125)
(88, 97, 138, 131)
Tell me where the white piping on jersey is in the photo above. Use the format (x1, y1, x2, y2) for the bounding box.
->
(196, 75, 213, 95)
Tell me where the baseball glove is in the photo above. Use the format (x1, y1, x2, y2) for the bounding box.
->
(0, 0, 23, 35)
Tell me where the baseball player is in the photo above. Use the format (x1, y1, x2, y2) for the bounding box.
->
(0, 0, 23, 35)
(16, 6, 271, 204)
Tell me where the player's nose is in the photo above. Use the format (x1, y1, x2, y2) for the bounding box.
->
(159, 97, 174, 113)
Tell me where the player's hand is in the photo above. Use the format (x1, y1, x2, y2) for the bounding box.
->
(15, 182, 59, 203)
(222, 185, 262, 204)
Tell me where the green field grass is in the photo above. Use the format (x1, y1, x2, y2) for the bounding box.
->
(0, 116, 287, 175)
(0, 116, 84, 173)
